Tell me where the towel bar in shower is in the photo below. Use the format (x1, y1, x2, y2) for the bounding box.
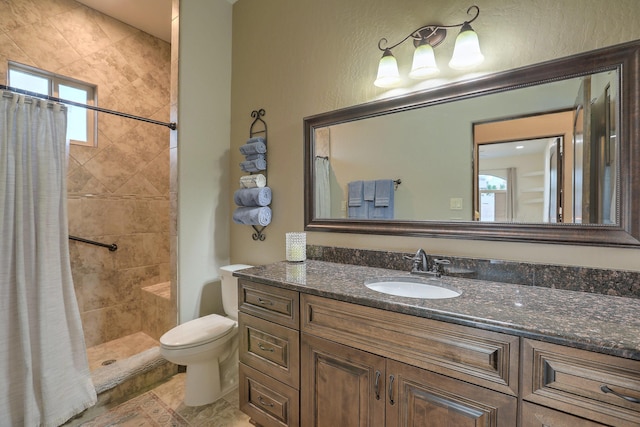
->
(68, 235, 118, 251)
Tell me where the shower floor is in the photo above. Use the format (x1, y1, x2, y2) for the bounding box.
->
(86, 332, 159, 372)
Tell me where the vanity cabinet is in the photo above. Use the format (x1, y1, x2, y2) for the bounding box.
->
(238, 280, 300, 427)
(522, 339, 640, 427)
(302, 333, 517, 426)
(237, 278, 640, 427)
(300, 294, 518, 427)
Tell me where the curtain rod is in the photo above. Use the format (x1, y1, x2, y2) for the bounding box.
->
(1, 84, 177, 130)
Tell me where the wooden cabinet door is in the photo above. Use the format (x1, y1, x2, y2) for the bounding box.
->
(301, 333, 386, 427)
(386, 359, 517, 427)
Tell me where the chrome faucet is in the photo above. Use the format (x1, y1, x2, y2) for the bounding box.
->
(403, 248, 450, 278)
(404, 248, 428, 273)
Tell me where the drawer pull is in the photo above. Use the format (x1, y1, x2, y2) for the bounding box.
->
(388, 375, 395, 405)
(258, 343, 275, 352)
(601, 385, 640, 404)
(258, 396, 274, 407)
(374, 370, 381, 400)
(257, 297, 273, 306)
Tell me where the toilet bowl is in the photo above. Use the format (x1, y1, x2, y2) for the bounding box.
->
(160, 264, 252, 406)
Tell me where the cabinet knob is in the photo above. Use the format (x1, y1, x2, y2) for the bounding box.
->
(257, 297, 273, 306)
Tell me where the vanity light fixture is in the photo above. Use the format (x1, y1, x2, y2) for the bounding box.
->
(374, 5, 484, 88)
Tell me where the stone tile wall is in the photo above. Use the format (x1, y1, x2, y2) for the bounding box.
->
(0, 0, 174, 346)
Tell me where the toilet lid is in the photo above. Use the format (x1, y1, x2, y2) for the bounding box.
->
(160, 314, 236, 348)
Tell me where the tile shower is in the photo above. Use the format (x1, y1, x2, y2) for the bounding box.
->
(0, 0, 175, 362)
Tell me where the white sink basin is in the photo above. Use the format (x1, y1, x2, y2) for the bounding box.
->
(365, 277, 461, 299)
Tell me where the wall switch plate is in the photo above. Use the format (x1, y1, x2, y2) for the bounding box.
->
(450, 198, 463, 210)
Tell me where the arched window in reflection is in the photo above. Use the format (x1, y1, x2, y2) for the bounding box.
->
(479, 174, 508, 221)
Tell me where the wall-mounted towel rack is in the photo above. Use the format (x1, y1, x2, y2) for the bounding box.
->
(233, 109, 271, 241)
(69, 235, 118, 251)
(393, 179, 402, 190)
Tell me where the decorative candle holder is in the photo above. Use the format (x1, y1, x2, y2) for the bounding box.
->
(286, 232, 306, 262)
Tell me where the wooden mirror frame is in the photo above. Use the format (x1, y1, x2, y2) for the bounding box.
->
(303, 40, 640, 247)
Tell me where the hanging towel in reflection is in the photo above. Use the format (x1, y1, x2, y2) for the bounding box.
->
(240, 158, 267, 172)
(363, 180, 376, 201)
(234, 187, 271, 207)
(348, 181, 363, 206)
(347, 180, 369, 219)
(372, 179, 394, 219)
(240, 174, 266, 188)
(239, 136, 267, 155)
(233, 206, 272, 226)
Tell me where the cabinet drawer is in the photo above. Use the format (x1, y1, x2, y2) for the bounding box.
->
(301, 294, 519, 396)
(239, 312, 300, 388)
(239, 280, 299, 329)
(239, 363, 299, 427)
(523, 339, 640, 426)
(522, 402, 607, 426)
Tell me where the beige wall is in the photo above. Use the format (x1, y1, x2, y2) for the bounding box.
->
(177, 0, 233, 322)
(228, 0, 640, 271)
(0, 0, 173, 345)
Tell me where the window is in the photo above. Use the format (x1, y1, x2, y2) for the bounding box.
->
(8, 62, 97, 146)
(479, 174, 508, 222)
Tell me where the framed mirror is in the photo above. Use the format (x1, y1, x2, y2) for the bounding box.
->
(303, 40, 640, 247)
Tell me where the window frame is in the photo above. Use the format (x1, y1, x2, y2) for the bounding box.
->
(8, 61, 98, 147)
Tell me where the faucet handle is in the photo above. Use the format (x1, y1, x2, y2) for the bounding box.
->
(432, 258, 451, 275)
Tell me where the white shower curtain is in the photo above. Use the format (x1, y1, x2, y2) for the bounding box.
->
(314, 156, 331, 218)
(0, 92, 97, 426)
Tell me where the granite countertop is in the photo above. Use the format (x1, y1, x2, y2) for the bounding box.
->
(235, 260, 640, 361)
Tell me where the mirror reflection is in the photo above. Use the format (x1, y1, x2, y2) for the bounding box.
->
(313, 70, 618, 225)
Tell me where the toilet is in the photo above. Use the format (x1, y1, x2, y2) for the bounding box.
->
(160, 264, 253, 406)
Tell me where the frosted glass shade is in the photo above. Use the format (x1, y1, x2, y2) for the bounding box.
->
(409, 43, 440, 79)
(448, 26, 484, 70)
(374, 49, 401, 88)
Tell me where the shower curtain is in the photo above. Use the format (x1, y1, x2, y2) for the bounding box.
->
(0, 92, 97, 426)
(314, 156, 331, 218)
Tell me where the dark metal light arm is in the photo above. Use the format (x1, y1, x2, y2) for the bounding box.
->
(377, 5, 480, 51)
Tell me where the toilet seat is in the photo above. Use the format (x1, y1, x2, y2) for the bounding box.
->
(160, 314, 236, 350)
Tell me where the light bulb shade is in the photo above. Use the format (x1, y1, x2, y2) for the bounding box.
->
(374, 49, 401, 88)
(409, 43, 440, 79)
(448, 24, 484, 70)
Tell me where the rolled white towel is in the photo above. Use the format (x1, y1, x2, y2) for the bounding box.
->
(240, 174, 266, 188)
(234, 187, 271, 207)
(233, 206, 272, 226)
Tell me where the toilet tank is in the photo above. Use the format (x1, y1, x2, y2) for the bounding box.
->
(220, 264, 253, 320)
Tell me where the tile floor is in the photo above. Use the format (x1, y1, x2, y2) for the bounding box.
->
(80, 333, 253, 426)
(79, 373, 253, 426)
